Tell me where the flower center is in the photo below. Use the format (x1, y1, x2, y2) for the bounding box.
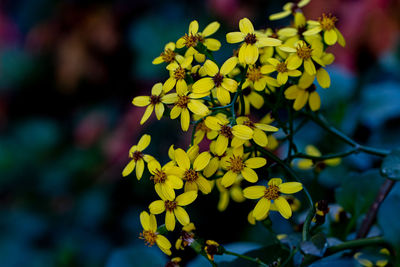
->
(176, 95, 189, 108)
(174, 67, 186, 80)
(319, 13, 337, 31)
(150, 94, 162, 105)
(183, 169, 198, 182)
(213, 73, 224, 87)
(264, 185, 280, 200)
(183, 34, 198, 47)
(219, 125, 233, 138)
(243, 119, 256, 129)
(139, 230, 157, 247)
(228, 155, 245, 173)
(296, 44, 313, 59)
(246, 67, 263, 82)
(244, 33, 257, 45)
(132, 151, 144, 161)
(196, 121, 210, 132)
(161, 49, 176, 63)
(165, 200, 177, 211)
(151, 169, 167, 184)
(276, 62, 288, 73)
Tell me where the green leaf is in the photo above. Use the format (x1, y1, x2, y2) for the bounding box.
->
(300, 232, 328, 257)
(378, 194, 400, 247)
(381, 149, 400, 180)
(335, 170, 383, 217)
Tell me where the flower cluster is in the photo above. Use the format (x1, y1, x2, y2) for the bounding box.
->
(125, 0, 346, 260)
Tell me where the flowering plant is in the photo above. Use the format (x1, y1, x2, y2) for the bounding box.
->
(123, 0, 398, 265)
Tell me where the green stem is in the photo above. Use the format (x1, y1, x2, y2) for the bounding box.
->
(325, 236, 388, 256)
(307, 112, 389, 157)
(223, 249, 269, 267)
(292, 148, 358, 160)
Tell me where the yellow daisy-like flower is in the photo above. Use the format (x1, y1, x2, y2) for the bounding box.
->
(163, 56, 193, 94)
(152, 42, 182, 67)
(216, 178, 245, 212)
(226, 18, 282, 65)
(284, 72, 321, 111)
(122, 134, 153, 179)
(132, 83, 178, 124)
(149, 190, 197, 231)
(139, 211, 172, 255)
(191, 57, 238, 105)
(243, 178, 303, 220)
(148, 159, 183, 201)
(166, 148, 212, 194)
(286, 40, 325, 76)
(242, 66, 279, 91)
(221, 146, 266, 187)
(303, 13, 346, 47)
(192, 117, 218, 145)
(170, 91, 209, 132)
(261, 58, 302, 85)
(269, 0, 311, 20)
(296, 145, 341, 170)
(236, 116, 279, 147)
(204, 115, 253, 156)
(176, 20, 221, 56)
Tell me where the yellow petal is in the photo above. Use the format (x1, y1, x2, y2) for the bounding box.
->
(325, 157, 341, 166)
(316, 68, 330, 88)
(180, 108, 190, 131)
(168, 175, 184, 189)
(205, 116, 222, 131)
(176, 79, 188, 95)
(192, 77, 215, 94)
(243, 185, 265, 199)
(245, 157, 266, 168)
(253, 198, 270, 220)
(279, 182, 303, 194)
(216, 87, 231, 105)
(303, 26, 322, 36)
(232, 125, 253, 140)
(309, 91, 321, 111)
(241, 167, 258, 183)
(335, 28, 346, 47)
(203, 60, 219, 77)
(152, 56, 164, 64)
(176, 37, 186, 49)
(174, 206, 190, 225)
(306, 145, 321, 157)
(149, 200, 166, 214)
(221, 171, 238, 187)
(277, 72, 288, 85)
(220, 57, 238, 76)
(170, 105, 182, 119)
(298, 72, 315, 88)
(287, 54, 302, 70)
(161, 93, 178, 104)
(140, 211, 151, 230)
(255, 123, 278, 132)
(163, 77, 176, 93)
(215, 135, 229, 156)
(226, 32, 245, 43)
(294, 12, 306, 27)
(155, 103, 165, 120)
(204, 38, 221, 51)
(189, 20, 199, 35)
(202, 21, 220, 37)
(193, 152, 211, 171)
(196, 175, 212, 194)
(293, 90, 308, 111)
(278, 28, 297, 38)
(257, 37, 282, 47)
(132, 96, 150, 107)
(165, 211, 176, 231)
(122, 160, 135, 177)
(252, 128, 268, 147)
(140, 105, 154, 124)
(156, 234, 172, 249)
(304, 59, 316, 75)
(239, 17, 254, 34)
(203, 157, 219, 178)
(148, 160, 161, 174)
(268, 178, 282, 186)
(161, 183, 176, 201)
(188, 100, 209, 116)
(175, 148, 191, 170)
(218, 191, 229, 211)
(176, 191, 197, 206)
(269, 10, 291, 21)
(184, 181, 198, 192)
(245, 44, 259, 65)
(274, 196, 292, 219)
(260, 64, 275, 74)
(221, 78, 238, 93)
(137, 134, 151, 151)
(324, 29, 337, 45)
(136, 159, 145, 179)
(297, 159, 314, 170)
(151, 82, 163, 95)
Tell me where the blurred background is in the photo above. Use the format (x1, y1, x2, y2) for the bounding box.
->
(0, 0, 399, 266)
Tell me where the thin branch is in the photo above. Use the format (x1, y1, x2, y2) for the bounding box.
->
(223, 249, 269, 267)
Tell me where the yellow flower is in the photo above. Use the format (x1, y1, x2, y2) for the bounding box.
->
(176, 20, 221, 59)
(163, 56, 193, 94)
(204, 115, 253, 156)
(152, 42, 182, 67)
(148, 159, 183, 201)
(286, 40, 325, 76)
(204, 240, 221, 261)
(165, 148, 212, 194)
(354, 248, 390, 267)
(132, 83, 178, 124)
(216, 178, 245, 211)
(243, 178, 303, 220)
(192, 117, 218, 145)
(221, 146, 266, 187)
(165, 257, 182, 267)
(303, 13, 346, 47)
(149, 191, 197, 231)
(276, 13, 307, 39)
(122, 134, 153, 179)
(242, 66, 279, 91)
(237, 86, 265, 115)
(261, 58, 302, 85)
(191, 57, 238, 105)
(296, 145, 341, 170)
(175, 223, 196, 250)
(236, 116, 279, 147)
(226, 18, 281, 65)
(203, 141, 231, 178)
(284, 72, 321, 111)
(139, 211, 172, 255)
(170, 91, 209, 132)
(269, 0, 311, 20)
